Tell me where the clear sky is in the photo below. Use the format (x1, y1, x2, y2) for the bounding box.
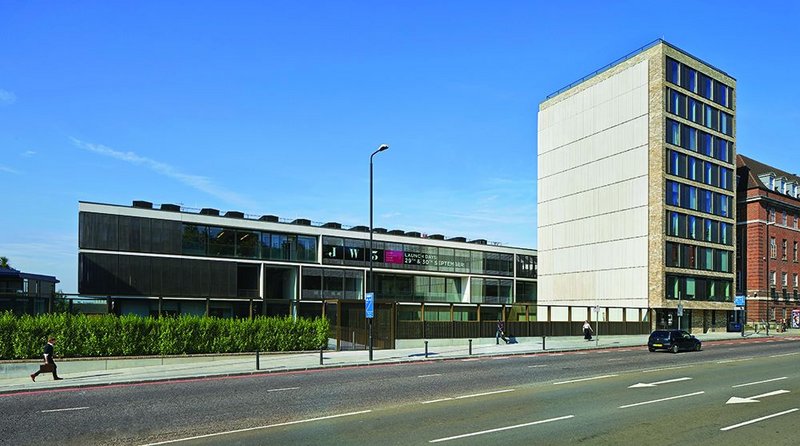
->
(2, 1, 799, 294)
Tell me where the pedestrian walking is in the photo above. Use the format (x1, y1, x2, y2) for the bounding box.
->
(496, 321, 507, 344)
(583, 320, 593, 341)
(30, 337, 62, 381)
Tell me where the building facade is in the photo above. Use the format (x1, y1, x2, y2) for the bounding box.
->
(0, 266, 59, 315)
(538, 39, 736, 332)
(736, 154, 800, 327)
(78, 201, 538, 320)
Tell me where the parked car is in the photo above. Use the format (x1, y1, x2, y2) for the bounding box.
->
(647, 330, 701, 353)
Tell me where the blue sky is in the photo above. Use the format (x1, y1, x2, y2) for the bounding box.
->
(2, 1, 799, 293)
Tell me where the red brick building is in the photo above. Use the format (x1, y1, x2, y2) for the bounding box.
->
(736, 154, 800, 327)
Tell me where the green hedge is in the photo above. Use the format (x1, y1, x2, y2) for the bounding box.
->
(0, 312, 329, 360)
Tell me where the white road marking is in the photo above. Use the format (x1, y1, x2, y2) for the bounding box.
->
(267, 387, 299, 392)
(527, 365, 547, 368)
(455, 389, 515, 400)
(461, 359, 479, 362)
(717, 357, 754, 364)
(732, 377, 788, 388)
(770, 352, 799, 358)
(554, 375, 617, 385)
(140, 410, 373, 445)
(726, 390, 790, 404)
(418, 374, 442, 378)
(629, 377, 692, 388)
(421, 389, 515, 405)
(429, 415, 574, 443)
(720, 408, 799, 431)
(547, 353, 564, 356)
(41, 406, 89, 413)
(422, 398, 453, 405)
(607, 358, 624, 362)
(640, 365, 692, 373)
(619, 391, 704, 409)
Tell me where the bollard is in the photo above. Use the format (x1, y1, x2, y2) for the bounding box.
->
(424, 340, 429, 358)
(320, 345, 324, 365)
(542, 336, 546, 351)
(256, 350, 260, 370)
(468, 339, 473, 355)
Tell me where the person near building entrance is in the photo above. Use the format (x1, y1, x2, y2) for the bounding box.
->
(30, 337, 62, 381)
(583, 320, 593, 341)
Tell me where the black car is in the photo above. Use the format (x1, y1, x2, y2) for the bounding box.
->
(647, 330, 701, 353)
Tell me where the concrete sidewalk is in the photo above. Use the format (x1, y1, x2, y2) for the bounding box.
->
(1, 331, 794, 395)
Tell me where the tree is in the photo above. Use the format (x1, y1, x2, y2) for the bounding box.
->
(0, 256, 9, 268)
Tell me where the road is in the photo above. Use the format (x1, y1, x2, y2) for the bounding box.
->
(1, 337, 798, 445)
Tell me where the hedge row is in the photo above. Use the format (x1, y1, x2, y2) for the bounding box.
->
(0, 312, 329, 360)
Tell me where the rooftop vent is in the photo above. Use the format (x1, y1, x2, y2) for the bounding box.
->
(447, 236, 467, 242)
(349, 225, 370, 232)
(388, 229, 405, 236)
(373, 227, 387, 234)
(469, 239, 488, 245)
(132, 200, 153, 209)
(200, 208, 220, 216)
(160, 203, 181, 212)
(259, 215, 279, 222)
(405, 231, 421, 238)
(322, 222, 342, 229)
(291, 218, 311, 226)
(428, 234, 445, 240)
(225, 211, 244, 219)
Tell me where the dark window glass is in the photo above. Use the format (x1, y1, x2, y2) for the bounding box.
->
(667, 181, 680, 206)
(182, 224, 208, 255)
(667, 58, 680, 84)
(666, 120, 680, 145)
(701, 133, 713, 157)
(208, 227, 236, 257)
(297, 236, 317, 262)
(236, 230, 259, 258)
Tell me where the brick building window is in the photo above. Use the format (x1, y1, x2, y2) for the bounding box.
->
(794, 273, 798, 288)
(783, 239, 788, 260)
(795, 242, 798, 262)
(769, 208, 775, 223)
(770, 271, 776, 286)
(770, 237, 777, 259)
(782, 272, 788, 287)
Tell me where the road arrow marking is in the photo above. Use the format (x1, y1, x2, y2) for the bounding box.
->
(629, 377, 692, 388)
(726, 390, 790, 404)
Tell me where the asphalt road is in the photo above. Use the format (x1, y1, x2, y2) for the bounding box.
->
(1, 337, 798, 446)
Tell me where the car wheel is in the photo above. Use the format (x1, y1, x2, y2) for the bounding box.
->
(648, 347, 655, 352)
(695, 343, 701, 351)
(671, 344, 679, 354)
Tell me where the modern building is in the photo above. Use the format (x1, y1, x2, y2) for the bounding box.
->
(0, 266, 59, 315)
(78, 200, 539, 346)
(736, 154, 800, 327)
(537, 39, 736, 332)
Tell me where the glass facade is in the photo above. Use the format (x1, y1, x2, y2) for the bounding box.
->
(321, 236, 514, 276)
(666, 274, 732, 302)
(663, 56, 734, 304)
(79, 209, 537, 305)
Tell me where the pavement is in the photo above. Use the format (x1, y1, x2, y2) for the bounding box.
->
(1, 330, 796, 395)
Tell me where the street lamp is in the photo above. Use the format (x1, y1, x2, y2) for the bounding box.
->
(369, 143, 389, 361)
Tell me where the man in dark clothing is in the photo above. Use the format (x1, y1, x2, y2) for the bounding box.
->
(30, 337, 62, 381)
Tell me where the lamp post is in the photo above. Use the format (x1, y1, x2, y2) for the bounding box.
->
(369, 144, 389, 361)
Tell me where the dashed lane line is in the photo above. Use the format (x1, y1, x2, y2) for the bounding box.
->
(553, 375, 617, 385)
(619, 391, 704, 409)
(720, 408, 799, 431)
(140, 410, 373, 445)
(41, 406, 89, 413)
(429, 415, 575, 443)
(421, 389, 516, 405)
(732, 377, 788, 388)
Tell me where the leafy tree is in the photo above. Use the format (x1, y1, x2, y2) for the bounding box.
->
(0, 256, 9, 268)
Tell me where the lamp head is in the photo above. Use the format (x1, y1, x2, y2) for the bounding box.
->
(378, 144, 389, 152)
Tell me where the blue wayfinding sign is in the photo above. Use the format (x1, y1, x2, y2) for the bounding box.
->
(734, 295, 745, 306)
(365, 292, 374, 319)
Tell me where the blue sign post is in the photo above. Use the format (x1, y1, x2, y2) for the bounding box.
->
(365, 292, 374, 319)
(734, 295, 745, 306)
